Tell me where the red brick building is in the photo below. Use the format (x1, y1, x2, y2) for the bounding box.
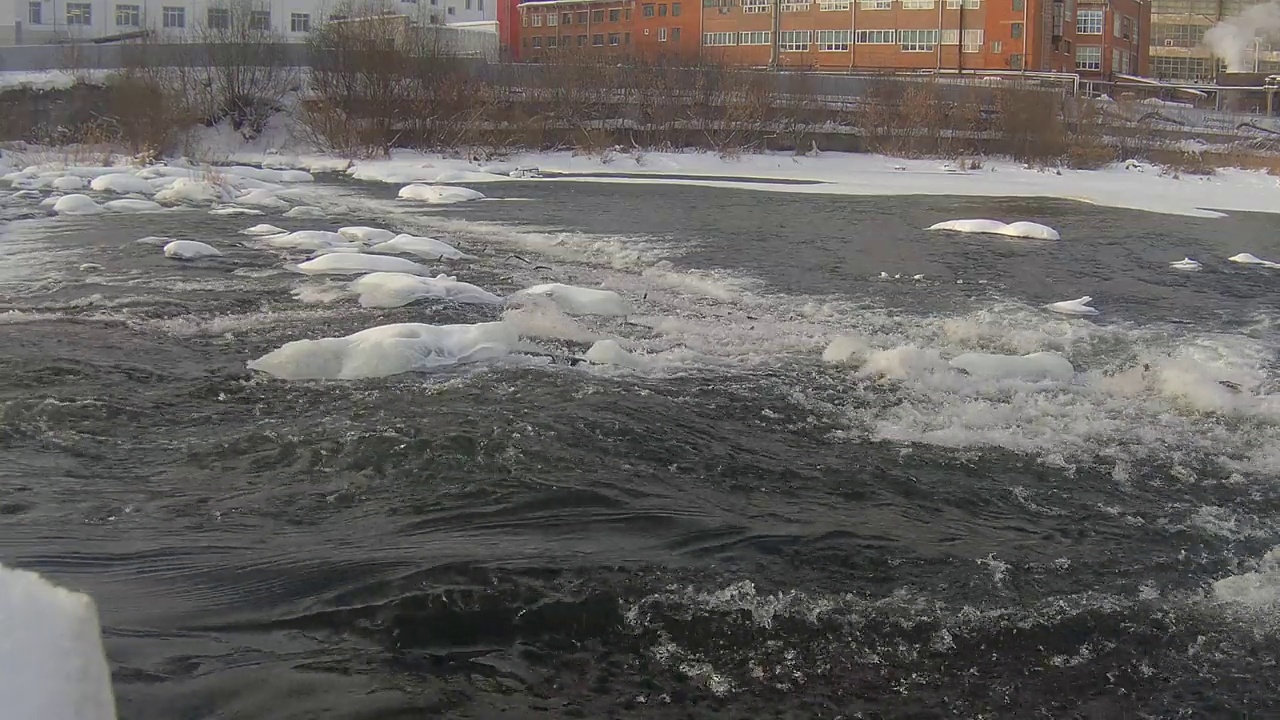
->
(511, 0, 1149, 75)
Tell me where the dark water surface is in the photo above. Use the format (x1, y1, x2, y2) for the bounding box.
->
(3, 179, 1280, 719)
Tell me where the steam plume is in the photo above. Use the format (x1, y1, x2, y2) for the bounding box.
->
(1205, 1, 1280, 72)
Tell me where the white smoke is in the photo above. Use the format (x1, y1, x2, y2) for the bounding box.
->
(1204, 1, 1280, 72)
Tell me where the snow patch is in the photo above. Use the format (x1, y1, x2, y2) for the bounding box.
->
(397, 184, 486, 204)
(51, 194, 103, 215)
(928, 219, 1061, 241)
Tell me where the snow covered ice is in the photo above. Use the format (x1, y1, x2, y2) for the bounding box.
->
(949, 351, 1075, 382)
(52, 194, 104, 216)
(928, 219, 1061, 241)
(259, 230, 354, 251)
(369, 234, 474, 261)
(103, 199, 163, 213)
(294, 253, 434, 276)
(89, 173, 154, 195)
(163, 240, 222, 260)
(338, 226, 397, 244)
(1228, 252, 1280, 268)
(1170, 257, 1203, 271)
(350, 272, 502, 308)
(513, 283, 634, 316)
(585, 339, 649, 370)
(397, 184, 486, 204)
(1046, 296, 1099, 316)
(0, 564, 117, 720)
(247, 321, 518, 380)
(240, 224, 287, 236)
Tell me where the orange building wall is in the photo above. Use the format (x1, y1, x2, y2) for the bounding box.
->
(516, 0, 698, 62)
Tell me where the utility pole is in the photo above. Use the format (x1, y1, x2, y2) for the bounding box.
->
(769, 0, 780, 69)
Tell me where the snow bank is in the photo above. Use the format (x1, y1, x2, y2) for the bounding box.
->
(1229, 252, 1280, 268)
(928, 219, 1061, 241)
(247, 321, 517, 379)
(949, 351, 1075, 382)
(338, 226, 397, 244)
(514, 283, 633, 316)
(163, 240, 222, 259)
(240, 223, 286, 236)
(397, 184, 486, 204)
(369, 234, 474, 261)
(0, 564, 117, 720)
(1170, 257, 1203, 271)
(103, 199, 163, 213)
(52, 194, 103, 215)
(585, 339, 649, 370)
(349, 272, 502, 307)
(1046, 296, 1099, 316)
(294, 253, 433, 276)
(89, 173, 154, 195)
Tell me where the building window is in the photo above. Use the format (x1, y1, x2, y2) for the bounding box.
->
(624, 31, 631, 42)
(592, 33, 603, 45)
(1012, 0, 1022, 8)
(962, 28, 983, 51)
(1076, 9, 1102, 34)
(945, 0, 980, 7)
(577, 33, 586, 45)
(609, 8, 619, 20)
(673, 2, 682, 15)
(704, 30, 736, 45)
(521, 11, 528, 26)
(658, 26, 667, 40)
(779, 29, 810, 51)
(1120, 15, 1132, 39)
(816, 29, 851, 50)
(591, 9, 604, 21)
(465, 0, 471, 7)
(819, 0, 850, 8)
(941, 28, 958, 44)
(1112, 13, 1120, 36)
(609, 31, 619, 44)
(1010, 22, 1022, 39)
(531, 36, 541, 47)
(162, 5, 183, 27)
(859, 0, 891, 7)
(854, 28, 895, 43)
(207, 7, 229, 28)
(901, 0, 934, 9)
(899, 28, 938, 51)
(1112, 47, 1120, 70)
(561, 12, 572, 23)
(249, 10, 269, 29)
(547, 11, 557, 24)
(780, 1, 810, 10)
(642, 4, 654, 16)
(28, 2, 41, 24)
(446, 6, 454, 13)
(531, 12, 542, 25)
(1009, 52, 1023, 68)
(742, 0, 770, 11)
(739, 30, 769, 44)
(290, 12, 310, 31)
(673, 27, 680, 39)
(991, 39, 1002, 52)
(546, 35, 557, 46)
(658, 3, 667, 15)
(478, 0, 483, 10)
(66, 2, 91, 25)
(116, 4, 140, 26)
(1076, 44, 1101, 70)
(625, 7, 632, 18)
(575, 11, 587, 22)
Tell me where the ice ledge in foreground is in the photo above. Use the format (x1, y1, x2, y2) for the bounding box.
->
(0, 564, 117, 720)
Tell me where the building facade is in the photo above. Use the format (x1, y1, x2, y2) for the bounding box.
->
(1148, 0, 1280, 82)
(514, 0, 1148, 75)
(10, 0, 495, 44)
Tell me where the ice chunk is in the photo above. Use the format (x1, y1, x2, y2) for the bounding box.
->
(1046, 296, 1099, 316)
(350, 272, 502, 307)
(209, 206, 264, 216)
(50, 176, 86, 191)
(154, 178, 229, 205)
(397, 184, 486, 204)
(240, 223, 286, 236)
(1213, 547, 1280, 607)
(584, 339, 648, 370)
(0, 564, 117, 720)
(928, 219, 1061, 241)
(822, 335, 871, 365)
(223, 165, 314, 184)
(103, 199, 163, 213)
(283, 205, 327, 219)
(89, 173, 154, 195)
(163, 240, 222, 259)
(294, 253, 433, 276)
(310, 246, 365, 256)
(857, 346, 948, 380)
(135, 235, 172, 245)
(247, 321, 517, 380)
(514, 283, 633, 316)
(234, 188, 290, 209)
(261, 230, 353, 251)
(1170, 257, 1203, 271)
(1228, 252, 1280, 268)
(949, 351, 1074, 382)
(338, 226, 397, 244)
(52, 194, 104, 215)
(369, 234, 474, 261)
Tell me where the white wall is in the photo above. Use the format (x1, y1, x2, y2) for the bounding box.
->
(10, 0, 492, 43)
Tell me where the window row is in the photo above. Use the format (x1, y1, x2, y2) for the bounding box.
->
(701, 0, 980, 10)
(706, 28, 983, 52)
(28, 2, 316, 31)
(526, 2, 681, 25)
(525, 27, 680, 45)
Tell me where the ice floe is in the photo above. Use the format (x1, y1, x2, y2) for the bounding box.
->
(513, 283, 633, 316)
(822, 335, 872, 366)
(153, 178, 229, 205)
(584, 339, 649, 370)
(349, 272, 502, 307)
(247, 321, 517, 380)
(397, 184, 486, 204)
(234, 188, 290, 209)
(51, 194, 104, 215)
(240, 223, 287, 236)
(163, 240, 222, 259)
(1228, 252, 1280, 268)
(294, 252, 433, 276)
(0, 564, 116, 720)
(368, 234, 474, 261)
(103, 199, 163, 213)
(89, 173, 154, 195)
(50, 176, 86, 191)
(1046, 296, 1099, 316)
(283, 205, 327, 219)
(337, 226, 397, 244)
(1169, 257, 1203, 271)
(928, 219, 1061, 241)
(949, 351, 1075, 382)
(259, 230, 352, 251)
(209, 206, 264, 216)
(1212, 547, 1280, 607)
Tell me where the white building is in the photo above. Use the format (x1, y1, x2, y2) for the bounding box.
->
(10, 0, 494, 44)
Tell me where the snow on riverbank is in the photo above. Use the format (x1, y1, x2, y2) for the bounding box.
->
(208, 147, 1280, 219)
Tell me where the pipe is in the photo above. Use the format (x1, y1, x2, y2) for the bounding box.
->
(935, 0, 941, 70)
(1021, 0, 1027, 72)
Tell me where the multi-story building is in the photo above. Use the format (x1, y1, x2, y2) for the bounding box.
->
(8, 0, 495, 44)
(1148, 0, 1279, 82)
(513, 0, 1149, 75)
(514, 0, 697, 61)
